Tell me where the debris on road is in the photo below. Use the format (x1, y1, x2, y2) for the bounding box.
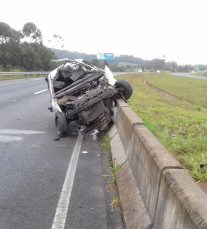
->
(82, 151, 88, 154)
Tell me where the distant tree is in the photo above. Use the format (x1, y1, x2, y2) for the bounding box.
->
(22, 22, 42, 43)
(184, 65, 192, 72)
(0, 22, 13, 67)
(7, 29, 23, 67)
(0, 22, 57, 70)
(0, 22, 12, 44)
(103, 59, 109, 67)
(171, 62, 177, 71)
(91, 58, 103, 68)
(151, 58, 165, 71)
(177, 65, 185, 72)
(19, 42, 36, 70)
(18, 42, 56, 71)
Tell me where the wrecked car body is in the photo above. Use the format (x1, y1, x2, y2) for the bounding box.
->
(47, 59, 132, 137)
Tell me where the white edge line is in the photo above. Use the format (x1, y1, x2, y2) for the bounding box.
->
(34, 89, 48, 94)
(51, 135, 83, 229)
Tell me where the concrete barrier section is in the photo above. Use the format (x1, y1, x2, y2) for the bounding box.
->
(116, 99, 144, 155)
(155, 169, 207, 229)
(109, 99, 207, 229)
(110, 132, 127, 167)
(116, 160, 152, 229)
(116, 99, 129, 108)
(128, 125, 183, 221)
(108, 124, 117, 139)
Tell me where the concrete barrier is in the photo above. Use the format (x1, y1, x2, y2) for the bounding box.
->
(110, 99, 207, 229)
(116, 99, 144, 156)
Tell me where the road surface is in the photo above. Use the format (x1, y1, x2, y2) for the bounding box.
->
(0, 77, 125, 229)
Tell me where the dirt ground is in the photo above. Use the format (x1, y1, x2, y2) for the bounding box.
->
(198, 182, 207, 195)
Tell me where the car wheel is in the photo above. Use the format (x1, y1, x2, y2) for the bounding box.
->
(115, 79, 133, 100)
(55, 112, 68, 137)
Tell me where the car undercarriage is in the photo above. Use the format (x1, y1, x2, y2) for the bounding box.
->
(47, 59, 132, 137)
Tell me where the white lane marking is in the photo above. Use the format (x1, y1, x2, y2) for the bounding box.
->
(0, 129, 46, 142)
(52, 135, 83, 229)
(0, 129, 45, 135)
(0, 135, 24, 142)
(82, 151, 88, 154)
(0, 78, 43, 87)
(34, 89, 48, 94)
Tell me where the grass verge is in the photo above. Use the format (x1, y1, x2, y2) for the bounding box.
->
(192, 72, 207, 77)
(116, 73, 207, 181)
(147, 72, 207, 107)
(101, 134, 122, 206)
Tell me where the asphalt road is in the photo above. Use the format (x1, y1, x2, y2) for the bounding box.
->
(0, 78, 125, 229)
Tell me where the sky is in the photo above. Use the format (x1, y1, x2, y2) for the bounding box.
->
(1, 0, 207, 65)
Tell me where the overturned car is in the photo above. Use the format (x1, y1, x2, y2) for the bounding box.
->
(47, 59, 132, 137)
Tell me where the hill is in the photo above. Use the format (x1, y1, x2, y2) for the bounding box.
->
(53, 49, 196, 73)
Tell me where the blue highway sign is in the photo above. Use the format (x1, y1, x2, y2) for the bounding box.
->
(97, 53, 114, 60)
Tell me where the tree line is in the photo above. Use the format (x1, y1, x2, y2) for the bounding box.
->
(0, 22, 199, 72)
(0, 22, 56, 71)
(54, 49, 197, 72)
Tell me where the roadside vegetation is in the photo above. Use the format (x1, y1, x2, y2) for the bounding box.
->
(116, 73, 207, 181)
(1, 21, 204, 74)
(101, 134, 121, 207)
(147, 72, 207, 107)
(0, 22, 56, 71)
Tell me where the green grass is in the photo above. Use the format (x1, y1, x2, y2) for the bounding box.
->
(147, 72, 207, 107)
(101, 134, 122, 208)
(0, 75, 46, 81)
(101, 134, 111, 150)
(102, 163, 121, 207)
(115, 73, 207, 181)
(110, 196, 121, 208)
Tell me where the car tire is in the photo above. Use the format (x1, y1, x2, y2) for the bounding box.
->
(55, 112, 68, 137)
(115, 79, 133, 100)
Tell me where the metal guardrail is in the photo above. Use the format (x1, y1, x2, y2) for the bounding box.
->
(0, 72, 49, 76)
(0, 72, 50, 80)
